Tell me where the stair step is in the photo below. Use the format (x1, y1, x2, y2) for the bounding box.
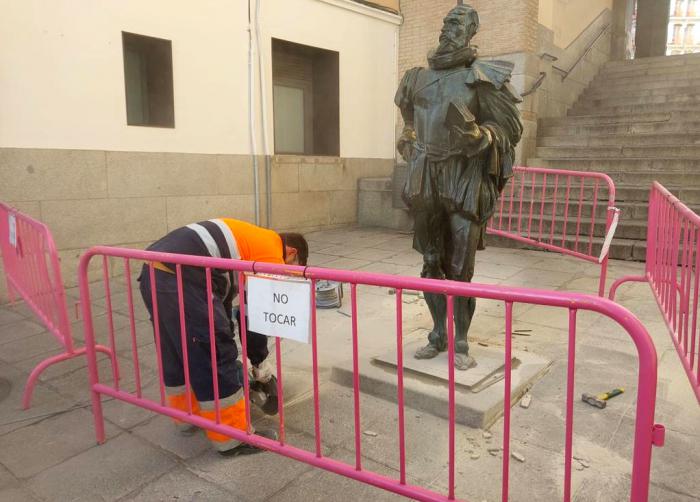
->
(486, 232, 646, 261)
(537, 133, 700, 147)
(538, 121, 700, 137)
(526, 159, 700, 185)
(582, 84, 700, 101)
(603, 53, 700, 69)
(597, 67, 700, 82)
(535, 145, 700, 158)
(569, 103, 700, 117)
(586, 77, 699, 92)
(541, 110, 700, 127)
(575, 93, 700, 109)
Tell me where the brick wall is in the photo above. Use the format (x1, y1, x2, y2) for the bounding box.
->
(398, 0, 539, 78)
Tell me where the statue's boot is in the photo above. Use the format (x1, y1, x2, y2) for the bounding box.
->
(415, 291, 447, 359)
(454, 295, 476, 370)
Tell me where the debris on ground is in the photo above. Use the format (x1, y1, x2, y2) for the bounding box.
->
(511, 451, 525, 463)
(388, 288, 422, 297)
(488, 448, 502, 456)
(478, 342, 489, 347)
(363, 430, 378, 437)
(482, 431, 492, 439)
(336, 309, 351, 318)
(470, 452, 481, 460)
(520, 393, 532, 409)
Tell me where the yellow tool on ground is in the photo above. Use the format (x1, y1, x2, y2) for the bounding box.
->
(581, 388, 624, 409)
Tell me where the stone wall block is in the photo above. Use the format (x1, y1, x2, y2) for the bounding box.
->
(271, 192, 330, 230)
(41, 197, 167, 249)
(106, 152, 251, 197)
(165, 195, 255, 230)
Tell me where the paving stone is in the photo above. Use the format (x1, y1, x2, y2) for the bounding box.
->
(131, 415, 210, 460)
(0, 408, 119, 478)
(0, 486, 41, 501)
(124, 467, 240, 501)
(0, 309, 28, 327)
(0, 319, 49, 345)
(267, 447, 405, 502)
(27, 432, 176, 501)
(186, 428, 317, 501)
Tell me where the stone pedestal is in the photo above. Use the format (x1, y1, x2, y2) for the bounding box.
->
(331, 340, 551, 429)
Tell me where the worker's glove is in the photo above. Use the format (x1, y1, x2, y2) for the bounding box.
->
(252, 359, 273, 384)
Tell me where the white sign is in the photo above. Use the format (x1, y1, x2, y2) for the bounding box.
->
(8, 214, 16, 248)
(247, 275, 312, 344)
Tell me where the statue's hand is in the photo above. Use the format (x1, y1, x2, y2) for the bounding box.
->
(450, 123, 492, 156)
(397, 126, 417, 162)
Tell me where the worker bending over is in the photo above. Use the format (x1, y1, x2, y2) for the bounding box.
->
(138, 218, 308, 456)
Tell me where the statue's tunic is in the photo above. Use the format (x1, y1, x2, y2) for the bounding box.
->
(395, 59, 523, 252)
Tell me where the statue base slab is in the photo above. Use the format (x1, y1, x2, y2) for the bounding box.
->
(330, 340, 551, 429)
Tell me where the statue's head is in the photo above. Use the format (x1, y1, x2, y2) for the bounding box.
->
(435, 4, 479, 55)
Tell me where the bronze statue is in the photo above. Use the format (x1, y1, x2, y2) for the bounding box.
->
(394, 3, 523, 368)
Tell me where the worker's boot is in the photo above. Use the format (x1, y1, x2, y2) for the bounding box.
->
(218, 428, 279, 457)
(165, 386, 200, 435)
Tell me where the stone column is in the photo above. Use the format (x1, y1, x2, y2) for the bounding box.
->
(635, 0, 670, 58)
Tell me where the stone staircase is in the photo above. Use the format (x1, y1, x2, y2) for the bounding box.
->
(528, 52, 700, 260)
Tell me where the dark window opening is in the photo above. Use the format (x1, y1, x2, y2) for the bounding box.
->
(122, 32, 174, 128)
(272, 39, 339, 156)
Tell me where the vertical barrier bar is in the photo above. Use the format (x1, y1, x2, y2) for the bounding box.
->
(563, 308, 577, 502)
(527, 171, 536, 238)
(670, 210, 682, 333)
(498, 179, 507, 229)
(310, 279, 322, 458)
(691, 230, 700, 371)
(124, 259, 142, 398)
(351, 283, 362, 471)
(205, 268, 221, 424)
(446, 295, 456, 501)
(507, 176, 516, 232)
(396, 288, 407, 485)
(561, 175, 572, 248)
(679, 219, 691, 352)
(549, 174, 560, 245)
(78, 257, 106, 444)
(276, 337, 286, 445)
(516, 171, 526, 233)
(237, 271, 252, 434)
(538, 173, 547, 240)
(175, 265, 194, 415)
(102, 256, 119, 390)
(588, 180, 600, 256)
(502, 301, 513, 502)
(149, 265, 167, 406)
(574, 177, 585, 252)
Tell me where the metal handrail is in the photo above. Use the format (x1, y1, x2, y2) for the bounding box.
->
(554, 22, 611, 81)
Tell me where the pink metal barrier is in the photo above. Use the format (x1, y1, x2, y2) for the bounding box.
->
(80, 245, 663, 501)
(487, 166, 619, 297)
(0, 203, 115, 408)
(610, 182, 700, 404)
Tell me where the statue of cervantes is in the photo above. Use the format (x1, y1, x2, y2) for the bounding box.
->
(395, 3, 523, 368)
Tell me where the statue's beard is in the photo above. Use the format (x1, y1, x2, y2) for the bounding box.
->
(435, 35, 460, 55)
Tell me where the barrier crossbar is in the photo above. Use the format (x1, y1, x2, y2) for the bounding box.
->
(487, 166, 619, 297)
(79, 245, 663, 501)
(610, 182, 700, 404)
(0, 203, 115, 408)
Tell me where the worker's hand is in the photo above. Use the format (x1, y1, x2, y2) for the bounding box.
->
(252, 360, 273, 384)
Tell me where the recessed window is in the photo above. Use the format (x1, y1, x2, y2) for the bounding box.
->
(122, 32, 174, 128)
(272, 39, 339, 156)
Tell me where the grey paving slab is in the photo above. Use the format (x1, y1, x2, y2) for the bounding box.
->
(186, 429, 317, 501)
(0, 318, 50, 345)
(0, 408, 119, 478)
(319, 257, 373, 270)
(0, 486, 41, 502)
(130, 414, 210, 460)
(0, 464, 18, 490)
(27, 432, 176, 502)
(0, 362, 76, 436)
(123, 467, 241, 502)
(0, 309, 28, 327)
(267, 447, 405, 502)
(0, 332, 63, 364)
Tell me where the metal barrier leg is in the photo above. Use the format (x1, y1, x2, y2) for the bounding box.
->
(608, 275, 647, 301)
